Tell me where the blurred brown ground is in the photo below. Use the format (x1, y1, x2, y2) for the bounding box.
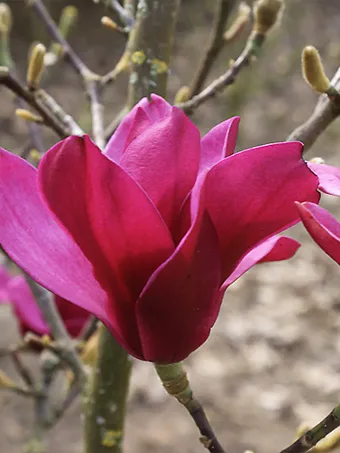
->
(1, 1, 340, 452)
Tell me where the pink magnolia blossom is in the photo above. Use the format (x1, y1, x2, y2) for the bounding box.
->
(0, 95, 320, 363)
(297, 162, 340, 264)
(0, 266, 90, 337)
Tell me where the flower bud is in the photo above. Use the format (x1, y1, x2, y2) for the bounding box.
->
(302, 46, 331, 94)
(253, 0, 284, 35)
(224, 2, 251, 42)
(27, 43, 46, 90)
(0, 368, 15, 389)
(0, 3, 12, 35)
(101, 16, 118, 31)
(174, 86, 191, 104)
(16, 108, 43, 124)
(59, 5, 78, 36)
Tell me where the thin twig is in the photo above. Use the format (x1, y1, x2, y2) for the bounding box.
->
(79, 316, 99, 342)
(287, 66, 340, 152)
(0, 67, 74, 138)
(188, 399, 226, 453)
(25, 276, 85, 382)
(189, 0, 237, 97)
(177, 32, 265, 113)
(11, 350, 35, 388)
(28, 0, 91, 78)
(86, 78, 105, 149)
(280, 405, 340, 453)
(109, 0, 135, 28)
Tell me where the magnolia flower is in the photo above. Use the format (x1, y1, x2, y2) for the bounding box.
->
(0, 95, 320, 363)
(297, 163, 340, 263)
(0, 266, 89, 337)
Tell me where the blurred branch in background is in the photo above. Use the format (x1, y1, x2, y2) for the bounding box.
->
(177, 0, 284, 113)
(188, 0, 239, 98)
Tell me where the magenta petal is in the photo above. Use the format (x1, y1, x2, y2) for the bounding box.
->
(308, 162, 340, 196)
(136, 212, 221, 363)
(54, 295, 90, 338)
(38, 136, 174, 357)
(297, 202, 340, 264)
(0, 148, 109, 324)
(222, 236, 300, 289)
(104, 108, 152, 163)
(121, 107, 201, 232)
(7, 276, 49, 335)
(200, 116, 240, 172)
(202, 142, 320, 279)
(104, 94, 172, 162)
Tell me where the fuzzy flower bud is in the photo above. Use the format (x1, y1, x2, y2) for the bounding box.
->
(0, 368, 15, 389)
(27, 43, 46, 90)
(59, 5, 78, 36)
(0, 3, 12, 35)
(302, 46, 331, 94)
(224, 2, 251, 42)
(174, 86, 191, 104)
(101, 16, 118, 31)
(253, 0, 284, 35)
(16, 108, 43, 124)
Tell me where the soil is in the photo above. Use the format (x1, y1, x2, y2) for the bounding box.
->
(1, 1, 340, 452)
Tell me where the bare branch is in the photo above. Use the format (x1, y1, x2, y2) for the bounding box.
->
(177, 32, 266, 113)
(189, 0, 238, 97)
(287, 66, 340, 151)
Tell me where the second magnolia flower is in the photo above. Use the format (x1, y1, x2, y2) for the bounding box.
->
(0, 95, 320, 363)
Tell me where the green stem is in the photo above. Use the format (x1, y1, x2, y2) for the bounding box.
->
(83, 325, 132, 453)
(280, 405, 340, 453)
(127, 0, 181, 107)
(155, 363, 226, 453)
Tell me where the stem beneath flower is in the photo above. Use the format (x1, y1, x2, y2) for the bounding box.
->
(155, 363, 226, 453)
(83, 324, 132, 453)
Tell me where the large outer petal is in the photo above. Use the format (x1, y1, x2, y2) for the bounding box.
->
(7, 276, 49, 335)
(136, 212, 221, 363)
(199, 117, 240, 172)
(222, 236, 300, 290)
(38, 136, 174, 356)
(297, 202, 340, 264)
(120, 107, 201, 233)
(104, 94, 172, 162)
(201, 142, 320, 279)
(308, 162, 340, 196)
(0, 148, 109, 325)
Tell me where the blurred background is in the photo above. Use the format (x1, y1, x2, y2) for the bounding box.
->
(1, 1, 340, 452)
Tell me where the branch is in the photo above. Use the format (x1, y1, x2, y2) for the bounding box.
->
(0, 67, 81, 137)
(189, 0, 237, 97)
(83, 325, 132, 453)
(286, 66, 340, 152)
(280, 405, 340, 453)
(177, 32, 266, 113)
(86, 78, 105, 148)
(109, 0, 135, 28)
(25, 276, 85, 382)
(127, 0, 181, 108)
